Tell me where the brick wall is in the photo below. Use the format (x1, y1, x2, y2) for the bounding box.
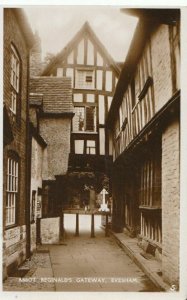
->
(151, 24, 173, 112)
(40, 117, 71, 180)
(3, 9, 29, 227)
(3, 9, 30, 276)
(162, 118, 180, 286)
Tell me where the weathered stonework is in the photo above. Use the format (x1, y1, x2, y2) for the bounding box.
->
(40, 118, 71, 179)
(41, 217, 60, 244)
(4, 225, 27, 275)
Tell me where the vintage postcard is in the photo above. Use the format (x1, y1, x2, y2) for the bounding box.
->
(1, 2, 187, 300)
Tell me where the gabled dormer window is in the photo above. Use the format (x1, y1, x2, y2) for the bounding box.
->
(10, 44, 20, 115)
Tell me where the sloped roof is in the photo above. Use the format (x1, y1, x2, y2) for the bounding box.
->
(29, 77, 73, 114)
(41, 21, 121, 76)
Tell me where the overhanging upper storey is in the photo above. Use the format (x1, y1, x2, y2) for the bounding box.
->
(106, 9, 180, 162)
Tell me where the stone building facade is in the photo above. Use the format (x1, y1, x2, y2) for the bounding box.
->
(29, 77, 73, 217)
(106, 9, 180, 287)
(3, 8, 34, 278)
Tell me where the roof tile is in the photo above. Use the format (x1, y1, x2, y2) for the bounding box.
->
(30, 77, 73, 113)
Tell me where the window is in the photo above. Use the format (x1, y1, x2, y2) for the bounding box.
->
(75, 69, 95, 89)
(73, 106, 96, 132)
(10, 45, 20, 115)
(139, 148, 161, 208)
(86, 75, 92, 82)
(6, 157, 18, 226)
(86, 140, 96, 155)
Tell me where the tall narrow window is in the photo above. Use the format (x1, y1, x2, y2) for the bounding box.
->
(6, 157, 18, 226)
(10, 45, 20, 115)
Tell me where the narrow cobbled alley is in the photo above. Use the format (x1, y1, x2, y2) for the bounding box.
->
(3, 215, 159, 292)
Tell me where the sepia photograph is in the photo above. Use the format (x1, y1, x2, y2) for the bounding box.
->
(1, 3, 185, 298)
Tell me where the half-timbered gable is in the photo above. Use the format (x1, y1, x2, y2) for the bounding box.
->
(42, 22, 120, 159)
(41, 22, 121, 211)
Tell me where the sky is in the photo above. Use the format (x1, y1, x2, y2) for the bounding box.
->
(24, 5, 138, 63)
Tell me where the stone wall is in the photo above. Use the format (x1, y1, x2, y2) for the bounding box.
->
(4, 225, 26, 275)
(41, 217, 60, 244)
(30, 137, 44, 251)
(31, 223, 36, 253)
(162, 118, 180, 287)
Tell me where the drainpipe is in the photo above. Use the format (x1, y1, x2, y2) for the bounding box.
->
(25, 52, 31, 259)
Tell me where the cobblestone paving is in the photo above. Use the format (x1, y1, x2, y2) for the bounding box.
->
(3, 252, 55, 291)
